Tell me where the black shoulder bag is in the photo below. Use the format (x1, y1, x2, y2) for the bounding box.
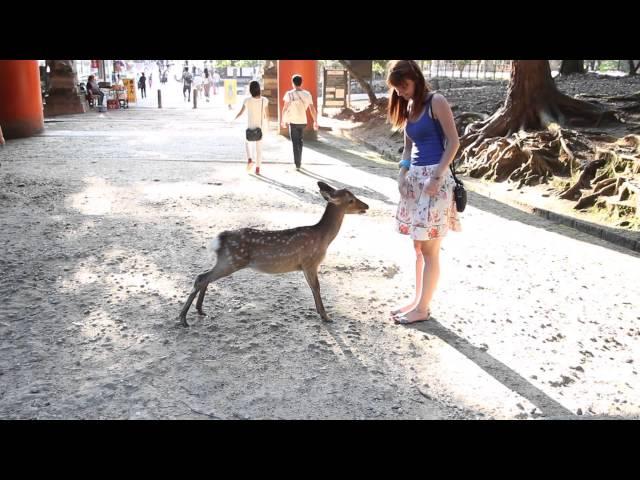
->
(428, 93, 467, 213)
(246, 97, 265, 141)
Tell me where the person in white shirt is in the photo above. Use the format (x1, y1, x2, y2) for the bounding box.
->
(280, 74, 318, 170)
(212, 71, 221, 95)
(203, 68, 211, 101)
(233, 80, 269, 175)
(192, 70, 203, 101)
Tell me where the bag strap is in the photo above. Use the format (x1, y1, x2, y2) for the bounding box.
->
(428, 92, 461, 184)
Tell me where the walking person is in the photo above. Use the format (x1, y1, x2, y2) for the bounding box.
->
(233, 81, 269, 175)
(212, 70, 220, 95)
(203, 68, 211, 102)
(280, 74, 318, 171)
(182, 67, 193, 102)
(138, 72, 147, 99)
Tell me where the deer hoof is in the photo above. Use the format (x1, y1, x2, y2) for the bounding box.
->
(178, 317, 190, 327)
(321, 316, 333, 322)
(196, 308, 206, 316)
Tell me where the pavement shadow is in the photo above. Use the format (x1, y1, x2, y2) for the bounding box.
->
(401, 316, 576, 418)
(308, 135, 640, 258)
(297, 167, 397, 207)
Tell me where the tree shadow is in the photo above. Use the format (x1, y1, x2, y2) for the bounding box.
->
(465, 190, 640, 257)
(307, 135, 640, 257)
(297, 167, 397, 206)
(401, 316, 576, 418)
(250, 172, 322, 205)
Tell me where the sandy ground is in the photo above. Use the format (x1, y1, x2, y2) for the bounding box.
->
(1, 92, 639, 419)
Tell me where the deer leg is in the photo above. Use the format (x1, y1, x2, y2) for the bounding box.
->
(303, 267, 330, 322)
(195, 282, 209, 315)
(178, 259, 239, 327)
(178, 287, 200, 327)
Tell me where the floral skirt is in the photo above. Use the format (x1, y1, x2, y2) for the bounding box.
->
(396, 164, 462, 241)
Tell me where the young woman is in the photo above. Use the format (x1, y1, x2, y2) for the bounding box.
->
(233, 80, 269, 175)
(387, 60, 462, 324)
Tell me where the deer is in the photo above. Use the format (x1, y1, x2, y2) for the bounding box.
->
(178, 181, 369, 326)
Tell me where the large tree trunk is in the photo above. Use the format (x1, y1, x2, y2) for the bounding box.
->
(462, 60, 616, 146)
(628, 60, 640, 76)
(560, 60, 585, 75)
(458, 60, 620, 187)
(338, 60, 377, 105)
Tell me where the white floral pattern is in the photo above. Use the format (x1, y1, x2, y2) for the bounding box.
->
(396, 165, 462, 240)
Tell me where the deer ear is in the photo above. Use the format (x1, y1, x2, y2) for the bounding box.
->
(320, 189, 339, 203)
(318, 182, 338, 203)
(318, 181, 336, 194)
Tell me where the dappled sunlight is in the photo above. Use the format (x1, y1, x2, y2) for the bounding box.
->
(69, 176, 231, 219)
(61, 248, 185, 304)
(72, 307, 119, 341)
(139, 180, 219, 202)
(68, 177, 119, 215)
(6, 76, 639, 419)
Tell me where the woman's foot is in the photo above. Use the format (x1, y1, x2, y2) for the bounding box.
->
(246, 158, 254, 172)
(393, 308, 431, 324)
(255, 166, 260, 175)
(390, 302, 417, 317)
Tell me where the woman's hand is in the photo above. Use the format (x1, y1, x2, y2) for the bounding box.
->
(424, 177, 442, 196)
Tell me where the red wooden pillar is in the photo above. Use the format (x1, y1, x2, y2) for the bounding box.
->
(0, 60, 44, 139)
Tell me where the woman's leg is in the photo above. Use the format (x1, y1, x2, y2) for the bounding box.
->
(391, 240, 424, 315)
(396, 237, 443, 323)
(255, 139, 262, 171)
(244, 140, 251, 164)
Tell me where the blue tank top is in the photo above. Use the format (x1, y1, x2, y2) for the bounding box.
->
(405, 95, 444, 166)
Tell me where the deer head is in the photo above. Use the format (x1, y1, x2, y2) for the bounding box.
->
(317, 181, 369, 214)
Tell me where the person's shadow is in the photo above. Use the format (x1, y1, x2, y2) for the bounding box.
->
(395, 316, 577, 418)
(251, 172, 323, 205)
(297, 167, 397, 207)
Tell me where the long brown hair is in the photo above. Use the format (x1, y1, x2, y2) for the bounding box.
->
(386, 60, 431, 129)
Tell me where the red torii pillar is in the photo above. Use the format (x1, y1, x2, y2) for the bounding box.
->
(0, 60, 44, 139)
(277, 60, 318, 140)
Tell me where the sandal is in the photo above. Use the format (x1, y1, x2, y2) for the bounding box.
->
(246, 159, 254, 172)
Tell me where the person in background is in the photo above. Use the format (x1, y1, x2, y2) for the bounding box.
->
(233, 80, 269, 175)
(182, 67, 193, 102)
(86, 74, 105, 106)
(203, 68, 211, 102)
(138, 72, 147, 99)
(280, 74, 318, 171)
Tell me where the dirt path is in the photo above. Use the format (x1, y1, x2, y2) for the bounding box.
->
(1, 104, 638, 419)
